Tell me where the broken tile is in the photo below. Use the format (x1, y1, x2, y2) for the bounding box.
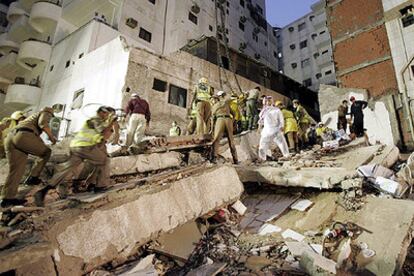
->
(290, 199, 313, 212)
(282, 229, 305, 242)
(257, 223, 282, 236)
(231, 200, 247, 216)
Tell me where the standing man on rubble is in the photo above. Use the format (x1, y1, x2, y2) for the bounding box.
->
(191, 78, 213, 135)
(34, 106, 117, 206)
(337, 100, 349, 132)
(258, 98, 289, 161)
(246, 86, 260, 130)
(275, 101, 299, 153)
(124, 93, 151, 149)
(1, 107, 57, 207)
(293, 99, 314, 147)
(211, 91, 238, 164)
(350, 96, 368, 137)
(0, 111, 26, 159)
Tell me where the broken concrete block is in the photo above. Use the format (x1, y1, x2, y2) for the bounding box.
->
(187, 151, 205, 165)
(282, 229, 305, 242)
(236, 166, 353, 189)
(231, 200, 247, 216)
(300, 250, 337, 275)
(119, 254, 156, 276)
(340, 178, 363, 190)
(53, 166, 243, 274)
(285, 242, 313, 257)
(369, 145, 399, 168)
(110, 152, 182, 176)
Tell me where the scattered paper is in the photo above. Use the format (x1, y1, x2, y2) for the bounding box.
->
(282, 229, 305, 242)
(310, 244, 323, 255)
(231, 200, 247, 216)
(258, 223, 282, 235)
(375, 177, 399, 194)
(291, 199, 313, 212)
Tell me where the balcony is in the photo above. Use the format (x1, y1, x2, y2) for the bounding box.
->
(311, 13, 327, 31)
(315, 31, 331, 49)
(4, 83, 41, 109)
(317, 53, 333, 68)
(0, 52, 28, 84)
(7, 2, 26, 24)
(29, 1, 62, 34)
(0, 33, 20, 55)
(8, 16, 39, 44)
(16, 39, 52, 71)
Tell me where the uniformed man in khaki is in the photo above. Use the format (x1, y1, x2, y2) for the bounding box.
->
(34, 106, 116, 206)
(191, 77, 213, 135)
(1, 107, 56, 207)
(211, 91, 238, 164)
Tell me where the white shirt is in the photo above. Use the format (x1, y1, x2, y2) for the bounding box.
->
(263, 107, 284, 134)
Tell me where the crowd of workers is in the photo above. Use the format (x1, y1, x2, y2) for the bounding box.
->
(0, 77, 368, 208)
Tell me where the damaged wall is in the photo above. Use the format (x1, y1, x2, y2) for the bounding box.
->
(319, 85, 401, 145)
(123, 48, 290, 135)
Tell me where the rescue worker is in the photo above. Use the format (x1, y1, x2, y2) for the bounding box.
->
(186, 102, 197, 135)
(1, 107, 56, 207)
(258, 98, 289, 161)
(246, 86, 260, 130)
(191, 78, 213, 135)
(315, 122, 328, 144)
(275, 101, 299, 153)
(169, 121, 181, 137)
(229, 94, 241, 134)
(34, 106, 117, 206)
(211, 91, 238, 164)
(0, 111, 26, 158)
(350, 96, 368, 137)
(240, 110, 248, 132)
(293, 99, 314, 147)
(337, 100, 348, 132)
(124, 93, 151, 148)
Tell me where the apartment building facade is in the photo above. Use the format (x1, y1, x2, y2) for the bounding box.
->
(277, 0, 336, 92)
(0, 0, 281, 120)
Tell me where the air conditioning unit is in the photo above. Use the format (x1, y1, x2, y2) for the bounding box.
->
(254, 27, 260, 34)
(240, 16, 247, 23)
(239, 42, 247, 49)
(191, 4, 200, 14)
(126, 18, 138, 29)
(254, 53, 261, 59)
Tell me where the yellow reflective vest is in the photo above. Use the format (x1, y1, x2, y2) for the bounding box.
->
(195, 84, 212, 101)
(281, 109, 299, 134)
(70, 119, 105, 148)
(230, 98, 241, 121)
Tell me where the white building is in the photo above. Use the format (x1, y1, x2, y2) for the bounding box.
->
(277, 0, 336, 92)
(0, 0, 280, 120)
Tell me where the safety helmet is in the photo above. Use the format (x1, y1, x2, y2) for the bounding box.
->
(274, 101, 282, 107)
(216, 90, 225, 97)
(199, 77, 208, 84)
(10, 111, 25, 121)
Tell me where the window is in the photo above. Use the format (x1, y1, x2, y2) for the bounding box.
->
(221, 56, 229, 69)
(239, 21, 245, 31)
(65, 60, 70, 68)
(126, 17, 138, 28)
(148, 0, 155, 4)
(71, 89, 85, 110)
(402, 14, 414, 27)
(299, 40, 307, 49)
(152, 78, 167, 92)
(311, 33, 317, 40)
(289, 44, 296, 50)
(303, 78, 312, 87)
(273, 51, 277, 58)
(411, 65, 414, 76)
(218, 33, 223, 40)
(316, 73, 322, 79)
(188, 12, 198, 25)
(313, 52, 320, 59)
(209, 25, 213, 31)
(139, 27, 152, 43)
(309, 15, 315, 21)
(298, 22, 306, 31)
(168, 84, 187, 108)
(78, 53, 84, 59)
(320, 30, 326, 35)
(264, 41, 267, 46)
(325, 70, 332, 75)
(240, 0, 245, 7)
(301, 58, 310, 68)
(49, 65, 54, 71)
(226, 9, 229, 14)
(227, 1, 229, 7)
(291, 63, 297, 69)
(288, 26, 294, 32)
(252, 32, 258, 42)
(321, 50, 329, 55)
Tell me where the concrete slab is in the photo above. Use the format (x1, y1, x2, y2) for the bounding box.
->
(110, 152, 182, 176)
(236, 166, 354, 189)
(275, 193, 414, 275)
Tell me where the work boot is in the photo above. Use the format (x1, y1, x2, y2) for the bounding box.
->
(1, 198, 27, 208)
(24, 176, 42, 186)
(34, 186, 52, 207)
